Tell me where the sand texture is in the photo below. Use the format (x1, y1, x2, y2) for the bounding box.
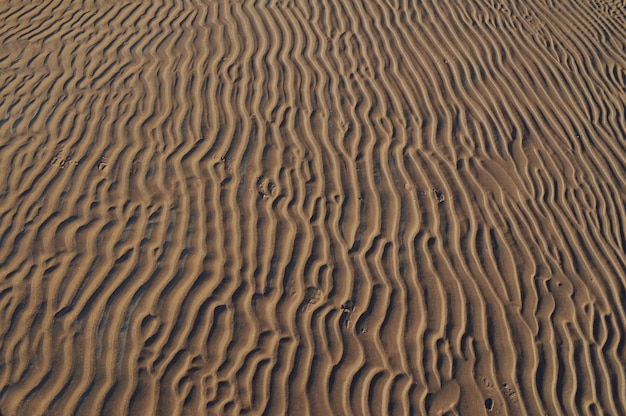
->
(1, 0, 626, 414)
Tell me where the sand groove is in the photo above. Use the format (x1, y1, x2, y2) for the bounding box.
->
(1, 0, 626, 414)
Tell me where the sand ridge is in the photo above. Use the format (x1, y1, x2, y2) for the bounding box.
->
(1, 0, 626, 414)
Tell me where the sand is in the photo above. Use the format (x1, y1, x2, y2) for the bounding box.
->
(1, 0, 625, 414)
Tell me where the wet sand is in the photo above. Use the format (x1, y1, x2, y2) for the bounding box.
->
(1, 0, 625, 414)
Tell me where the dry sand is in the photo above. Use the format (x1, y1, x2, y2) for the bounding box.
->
(1, 0, 626, 414)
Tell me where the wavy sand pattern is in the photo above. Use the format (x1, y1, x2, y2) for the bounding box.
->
(1, 0, 626, 414)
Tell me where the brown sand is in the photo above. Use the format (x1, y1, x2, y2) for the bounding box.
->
(1, 0, 625, 414)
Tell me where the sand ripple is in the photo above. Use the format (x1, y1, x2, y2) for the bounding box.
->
(1, 0, 626, 414)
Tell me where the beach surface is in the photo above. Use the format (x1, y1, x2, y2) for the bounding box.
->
(1, 0, 626, 414)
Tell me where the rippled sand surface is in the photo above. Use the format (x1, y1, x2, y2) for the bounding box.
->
(1, 0, 626, 414)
